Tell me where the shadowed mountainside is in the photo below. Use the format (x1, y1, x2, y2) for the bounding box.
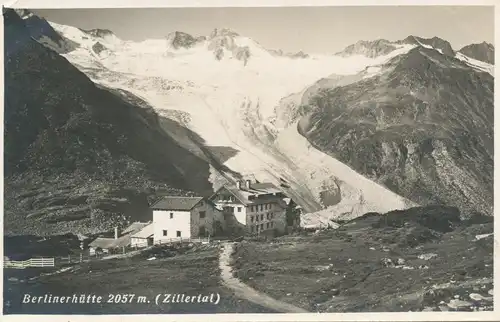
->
(4, 9, 218, 236)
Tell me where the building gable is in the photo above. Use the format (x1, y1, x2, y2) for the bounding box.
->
(209, 186, 248, 205)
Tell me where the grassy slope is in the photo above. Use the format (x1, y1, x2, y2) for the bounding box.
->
(232, 207, 493, 312)
(4, 247, 275, 314)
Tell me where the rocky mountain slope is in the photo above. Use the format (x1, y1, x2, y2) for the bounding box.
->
(335, 39, 398, 58)
(297, 45, 494, 218)
(4, 9, 216, 235)
(458, 42, 495, 65)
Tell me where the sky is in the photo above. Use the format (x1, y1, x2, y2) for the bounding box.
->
(32, 6, 495, 54)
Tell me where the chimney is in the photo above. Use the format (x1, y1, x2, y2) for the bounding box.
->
(236, 181, 241, 190)
(245, 179, 251, 189)
(114, 227, 119, 239)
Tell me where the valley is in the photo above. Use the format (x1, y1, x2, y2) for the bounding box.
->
(2, 7, 495, 315)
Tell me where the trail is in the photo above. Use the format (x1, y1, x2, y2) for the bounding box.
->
(219, 242, 309, 313)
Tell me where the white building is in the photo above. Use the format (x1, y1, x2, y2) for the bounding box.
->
(208, 180, 288, 236)
(151, 196, 224, 243)
(88, 222, 151, 255)
(130, 223, 154, 248)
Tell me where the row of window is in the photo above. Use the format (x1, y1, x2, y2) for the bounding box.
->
(250, 212, 274, 223)
(162, 230, 182, 237)
(249, 203, 272, 212)
(250, 222, 274, 232)
(167, 211, 206, 219)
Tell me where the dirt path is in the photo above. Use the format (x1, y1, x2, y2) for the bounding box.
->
(219, 242, 308, 313)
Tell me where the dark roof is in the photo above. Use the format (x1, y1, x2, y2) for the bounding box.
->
(248, 182, 280, 191)
(151, 196, 204, 211)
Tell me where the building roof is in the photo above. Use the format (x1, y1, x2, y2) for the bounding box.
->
(89, 235, 130, 249)
(89, 237, 116, 249)
(247, 182, 282, 193)
(89, 234, 134, 249)
(89, 222, 151, 249)
(214, 182, 285, 206)
(122, 222, 150, 235)
(131, 223, 154, 239)
(150, 196, 204, 211)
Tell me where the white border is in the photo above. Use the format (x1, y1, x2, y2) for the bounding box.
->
(0, 0, 498, 321)
(2, 0, 499, 8)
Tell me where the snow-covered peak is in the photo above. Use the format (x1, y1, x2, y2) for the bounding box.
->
(398, 35, 455, 56)
(338, 35, 456, 59)
(166, 31, 206, 50)
(458, 42, 495, 65)
(209, 28, 240, 39)
(81, 28, 115, 38)
(14, 8, 33, 19)
(335, 39, 398, 58)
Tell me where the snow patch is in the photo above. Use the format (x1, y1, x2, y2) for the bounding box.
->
(475, 233, 493, 241)
(455, 52, 494, 76)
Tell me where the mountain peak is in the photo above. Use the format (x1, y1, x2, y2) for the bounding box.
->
(335, 38, 397, 58)
(81, 28, 115, 38)
(4, 8, 78, 56)
(209, 28, 240, 39)
(13, 8, 33, 19)
(166, 31, 205, 49)
(459, 42, 495, 64)
(398, 35, 455, 56)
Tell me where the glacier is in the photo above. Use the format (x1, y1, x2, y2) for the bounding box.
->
(48, 21, 418, 226)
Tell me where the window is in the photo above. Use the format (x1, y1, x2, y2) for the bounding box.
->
(261, 214, 264, 220)
(256, 215, 259, 222)
(260, 205, 263, 211)
(199, 211, 206, 219)
(260, 223, 264, 230)
(176, 231, 182, 237)
(162, 230, 168, 236)
(266, 223, 270, 229)
(251, 216, 254, 223)
(170, 213, 174, 219)
(265, 204, 268, 210)
(199, 226, 206, 236)
(250, 206, 254, 212)
(237, 207, 242, 212)
(266, 213, 270, 220)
